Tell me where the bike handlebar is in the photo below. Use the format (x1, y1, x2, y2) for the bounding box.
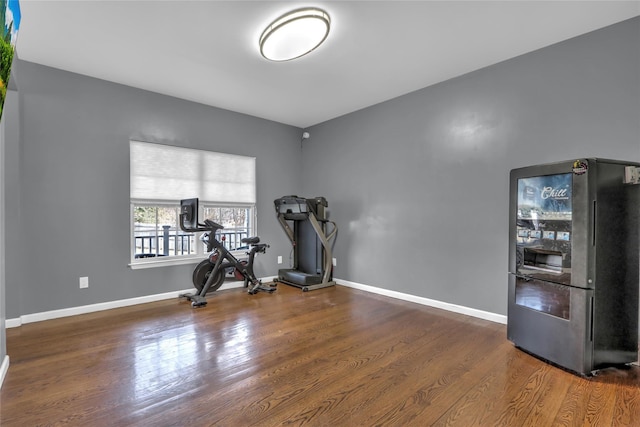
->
(203, 219, 224, 230)
(179, 214, 225, 233)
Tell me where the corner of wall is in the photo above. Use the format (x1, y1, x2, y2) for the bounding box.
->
(0, 355, 9, 389)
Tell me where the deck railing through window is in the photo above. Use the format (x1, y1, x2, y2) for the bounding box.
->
(134, 225, 249, 258)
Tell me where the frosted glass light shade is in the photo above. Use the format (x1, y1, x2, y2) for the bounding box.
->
(259, 8, 330, 61)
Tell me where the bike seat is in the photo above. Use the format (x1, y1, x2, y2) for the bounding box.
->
(241, 236, 260, 245)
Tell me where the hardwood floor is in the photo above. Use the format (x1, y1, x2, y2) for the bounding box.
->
(1, 284, 639, 426)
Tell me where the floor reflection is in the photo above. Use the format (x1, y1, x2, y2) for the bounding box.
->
(132, 323, 198, 400)
(130, 316, 256, 401)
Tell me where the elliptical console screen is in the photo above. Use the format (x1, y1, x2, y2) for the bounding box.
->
(274, 196, 310, 221)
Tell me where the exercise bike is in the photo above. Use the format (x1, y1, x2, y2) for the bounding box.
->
(179, 199, 276, 308)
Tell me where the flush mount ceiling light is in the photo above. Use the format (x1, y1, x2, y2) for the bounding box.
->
(259, 8, 331, 61)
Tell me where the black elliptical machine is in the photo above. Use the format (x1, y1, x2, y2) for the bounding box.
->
(179, 198, 275, 308)
(273, 196, 338, 292)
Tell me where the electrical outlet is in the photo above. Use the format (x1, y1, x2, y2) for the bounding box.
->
(277, 256, 283, 264)
(332, 258, 337, 267)
(79, 276, 89, 289)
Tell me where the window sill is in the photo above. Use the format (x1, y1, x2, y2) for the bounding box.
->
(129, 250, 249, 270)
(129, 256, 203, 270)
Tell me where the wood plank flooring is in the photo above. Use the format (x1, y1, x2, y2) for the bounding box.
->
(1, 284, 639, 426)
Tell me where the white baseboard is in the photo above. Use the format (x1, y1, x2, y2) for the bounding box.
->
(6, 288, 196, 328)
(5, 276, 503, 329)
(336, 278, 507, 325)
(5, 278, 273, 328)
(5, 318, 20, 328)
(0, 355, 9, 389)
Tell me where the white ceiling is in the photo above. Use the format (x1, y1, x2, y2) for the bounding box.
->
(15, 1, 640, 128)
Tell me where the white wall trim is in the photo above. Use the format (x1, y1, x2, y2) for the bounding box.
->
(336, 278, 507, 325)
(0, 355, 8, 389)
(6, 288, 198, 327)
(4, 318, 20, 328)
(5, 278, 279, 328)
(5, 276, 503, 329)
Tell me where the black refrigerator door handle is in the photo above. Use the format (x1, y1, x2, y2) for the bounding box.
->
(589, 296, 595, 342)
(592, 200, 597, 246)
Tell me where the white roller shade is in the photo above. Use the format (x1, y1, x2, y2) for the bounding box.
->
(130, 141, 256, 203)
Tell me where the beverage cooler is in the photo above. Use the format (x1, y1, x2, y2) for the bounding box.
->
(508, 158, 640, 375)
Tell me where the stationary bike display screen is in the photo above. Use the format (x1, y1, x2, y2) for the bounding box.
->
(180, 198, 199, 230)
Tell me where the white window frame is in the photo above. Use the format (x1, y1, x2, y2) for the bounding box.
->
(129, 201, 256, 269)
(129, 141, 256, 269)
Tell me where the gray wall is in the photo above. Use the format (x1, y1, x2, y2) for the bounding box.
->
(4, 60, 302, 319)
(2, 17, 639, 325)
(1, 90, 18, 364)
(302, 17, 640, 315)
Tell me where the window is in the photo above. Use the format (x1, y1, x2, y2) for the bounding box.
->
(132, 203, 197, 259)
(130, 141, 256, 268)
